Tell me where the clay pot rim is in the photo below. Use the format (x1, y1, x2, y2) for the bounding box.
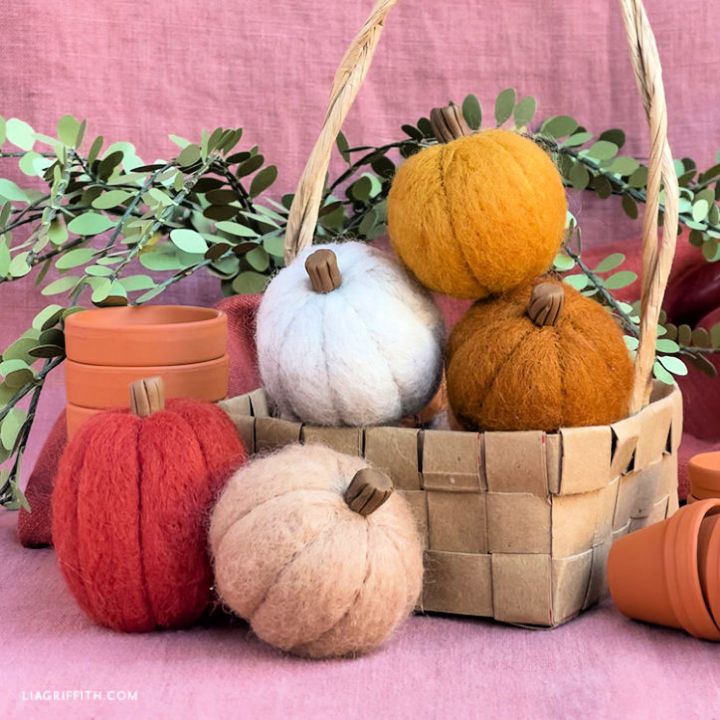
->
(664, 498, 720, 640)
(65, 305, 225, 332)
(65, 355, 228, 374)
(689, 452, 720, 495)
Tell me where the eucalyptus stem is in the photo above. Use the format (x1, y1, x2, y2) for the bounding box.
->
(0, 355, 65, 423)
(563, 245, 639, 336)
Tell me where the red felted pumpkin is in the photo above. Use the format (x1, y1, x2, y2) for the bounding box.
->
(52, 377, 246, 632)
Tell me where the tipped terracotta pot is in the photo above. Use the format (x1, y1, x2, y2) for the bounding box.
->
(687, 493, 700, 505)
(64, 305, 229, 439)
(688, 451, 720, 500)
(65, 305, 227, 366)
(608, 499, 720, 640)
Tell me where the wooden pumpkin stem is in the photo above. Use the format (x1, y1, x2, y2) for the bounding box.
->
(344, 468, 393, 516)
(528, 283, 565, 327)
(429, 102, 472, 144)
(130, 376, 165, 417)
(305, 249, 342, 293)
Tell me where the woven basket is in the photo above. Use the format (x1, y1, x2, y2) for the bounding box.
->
(223, 0, 681, 627)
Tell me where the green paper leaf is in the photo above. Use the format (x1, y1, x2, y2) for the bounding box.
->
(246, 246, 269, 272)
(170, 228, 208, 254)
(177, 144, 201, 167)
(624, 336, 639, 351)
(119, 275, 155, 292)
(553, 253, 575, 271)
(216, 221, 257, 238)
(236, 154, 264, 178)
(57, 115, 83, 147)
(541, 115, 578, 139)
(692, 199, 710, 223)
(139, 246, 182, 272)
(18, 151, 51, 177)
(1, 408, 27, 451)
(0, 238, 10, 277)
(598, 128, 626, 149)
(249, 165, 277, 198)
(563, 274, 588, 290)
(569, 163, 590, 190)
(232, 271, 268, 294)
(55, 248, 96, 270)
(513, 96, 536, 127)
(608, 156, 640, 176)
(48, 219, 68, 246)
(656, 338, 680, 353)
(32, 304, 64, 331)
(562, 131, 593, 148)
(263, 234, 285, 258)
(585, 141, 618, 161)
(658, 355, 688, 377)
(603, 270, 637, 290)
(653, 360, 675, 385)
(0, 359, 34, 389)
(0, 179, 29, 203)
(68, 212, 116, 236)
(462, 94, 482, 131)
(28, 344, 64, 359)
(9, 252, 32, 278)
(336, 131, 350, 163)
(622, 195, 638, 219)
(594, 253, 625, 273)
(41, 276, 81, 295)
(92, 190, 132, 210)
(494, 88, 515, 126)
(5, 118, 35, 151)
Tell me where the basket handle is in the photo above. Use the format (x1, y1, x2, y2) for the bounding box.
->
(283, 0, 678, 414)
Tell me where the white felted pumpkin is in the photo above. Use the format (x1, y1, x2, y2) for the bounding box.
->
(256, 241, 444, 426)
(209, 444, 424, 658)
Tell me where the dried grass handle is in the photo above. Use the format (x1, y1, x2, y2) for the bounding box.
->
(619, 0, 679, 412)
(284, 0, 677, 414)
(283, 0, 398, 264)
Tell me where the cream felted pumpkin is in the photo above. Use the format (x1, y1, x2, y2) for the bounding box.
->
(256, 241, 444, 426)
(209, 444, 423, 658)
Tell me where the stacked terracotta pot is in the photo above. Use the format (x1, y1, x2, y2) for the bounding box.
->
(64, 305, 229, 439)
(609, 497, 720, 640)
(686, 452, 720, 504)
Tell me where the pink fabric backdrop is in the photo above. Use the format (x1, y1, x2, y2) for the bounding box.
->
(1, 0, 719, 481)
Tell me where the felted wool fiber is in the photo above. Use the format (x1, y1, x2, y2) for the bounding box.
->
(388, 129, 567, 299)
(446, 278, 634, 431)
(52, 399, 246, 632)
(209, 444, 423, 658)
(256, 241, 444, 426)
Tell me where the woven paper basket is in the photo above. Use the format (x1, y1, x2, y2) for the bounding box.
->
(222, 0, 681, 627)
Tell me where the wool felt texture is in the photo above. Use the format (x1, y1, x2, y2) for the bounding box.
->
(52, 398, 246, 632)
(256, 241, 445, 427)
(446, 277, 634, 432)
(17, 409, 67, 548)
(209, 444, 423, 659)
(387, 129, 567, 299)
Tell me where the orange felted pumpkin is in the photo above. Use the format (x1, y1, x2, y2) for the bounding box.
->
(388, 105, 567, 299)
(446, 278, 634, 432)
(52, 377, 246, 632)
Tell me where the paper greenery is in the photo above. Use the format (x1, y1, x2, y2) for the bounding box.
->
(1, 88, 719, 508)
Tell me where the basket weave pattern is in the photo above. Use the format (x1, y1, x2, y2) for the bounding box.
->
(221, 381, 681, 626)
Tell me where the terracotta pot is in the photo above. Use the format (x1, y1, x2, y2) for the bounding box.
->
(608, 499, 720, 640)
(687, 493, 700, 505)
(688, 452, 720, 500)
(64, 306, 229, 439)
(698, 513, 720, 630)
(65, 305, 227, 366)
(65, 356, 229, 409)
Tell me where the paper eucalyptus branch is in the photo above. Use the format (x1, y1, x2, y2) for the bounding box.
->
(1, 87, 720, 508)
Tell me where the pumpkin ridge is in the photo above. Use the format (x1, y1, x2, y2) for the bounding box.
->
(292, 521, 372, 654)
(473, 326, 535, 426)
(248, 514, 346, 625)
(214, 487, 339, 551)
(134, 421, 157, 628)
(437, 144, 488, 297)
(339, 294, 404, 420)
(555, 326, 567, 429)
(60, 434, 93, 614)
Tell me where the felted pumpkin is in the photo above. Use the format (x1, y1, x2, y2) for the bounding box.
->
(52, 377, 246, 632)
(256, 241, 444, 426)
(446, 278, 634, 431)
(209, 444, 423, 658)
(388, 104, 567, 299)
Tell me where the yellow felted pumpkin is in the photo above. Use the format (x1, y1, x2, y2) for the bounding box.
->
(446, 278, 634, 432)
(388, 108, 567, 299)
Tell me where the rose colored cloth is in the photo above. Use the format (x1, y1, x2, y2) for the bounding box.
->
(217, 294, 261, 397)
(3, 510, 720, 720)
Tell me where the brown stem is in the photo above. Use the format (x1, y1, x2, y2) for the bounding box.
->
(344, 468, 393, 516)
